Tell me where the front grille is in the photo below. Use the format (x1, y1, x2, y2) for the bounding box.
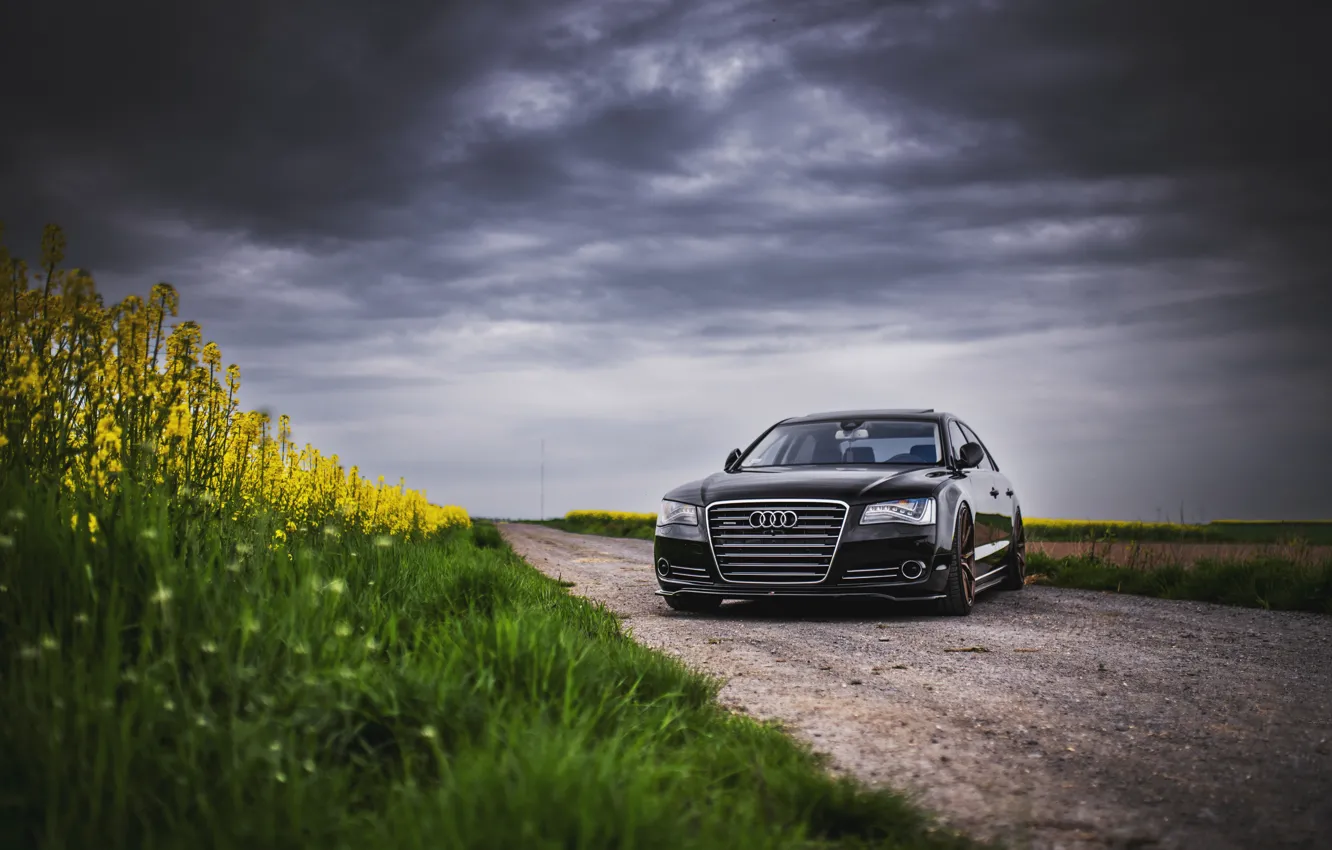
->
(706, 500, 847, 583)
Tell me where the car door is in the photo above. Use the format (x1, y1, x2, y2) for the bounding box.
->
(947, 419, 996, 560)
(959, 421, 1011, 571)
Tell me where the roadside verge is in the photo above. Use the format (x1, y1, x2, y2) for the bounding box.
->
(0, 483, 980, 850)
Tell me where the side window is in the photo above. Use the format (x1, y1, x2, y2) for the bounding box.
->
(947, 421, 968, 465)
(959, 422, 997, 471)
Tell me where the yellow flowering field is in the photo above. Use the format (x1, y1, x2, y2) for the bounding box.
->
(1023, 518, 1206, 538)
(565, 509, 658, 522)
(0, 224, 468, 538)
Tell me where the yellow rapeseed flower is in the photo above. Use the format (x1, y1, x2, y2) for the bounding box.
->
(1, 225, 471, 537)
(566, 510, 657, 522)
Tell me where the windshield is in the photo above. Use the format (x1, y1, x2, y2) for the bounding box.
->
(739, 419, 942, 468)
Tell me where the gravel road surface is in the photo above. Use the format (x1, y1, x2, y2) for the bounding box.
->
(500, 523, 1332, 850)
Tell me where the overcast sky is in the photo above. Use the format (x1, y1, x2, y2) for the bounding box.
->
(4, 0, 1330, 521)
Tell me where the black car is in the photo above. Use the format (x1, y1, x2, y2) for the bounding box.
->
(653, 409, 1026, 616)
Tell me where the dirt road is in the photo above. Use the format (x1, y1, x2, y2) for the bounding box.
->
(500, 523, 1332, 850)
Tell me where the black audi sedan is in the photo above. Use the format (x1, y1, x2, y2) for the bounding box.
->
(653, 409, 1026, 616)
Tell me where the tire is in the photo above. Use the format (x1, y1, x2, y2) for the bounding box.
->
(999, 510, 1027, 591)
(937, 505, 976, 616)
(664, 593, 723, 613)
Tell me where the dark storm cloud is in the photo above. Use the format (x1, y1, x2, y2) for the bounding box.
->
(785, 0, 1332, 282)
(5, 1, 1328, 286)
(1, 0, 558, 243)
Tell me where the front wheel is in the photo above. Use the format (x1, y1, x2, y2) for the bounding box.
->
(936, 505, 976, 616)
(664, 593, 723, 613)
(999, 511, 1027, 591)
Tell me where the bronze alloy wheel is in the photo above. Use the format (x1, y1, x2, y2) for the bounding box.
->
(938, 505, 976, 616)
(1000, 510, 1027, 591)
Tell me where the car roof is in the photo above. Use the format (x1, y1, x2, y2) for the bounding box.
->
(785, 409, 950, 424)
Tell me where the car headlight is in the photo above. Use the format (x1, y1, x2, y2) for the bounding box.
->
(861, 498, 935, 525)
(657, 500, 699, 526)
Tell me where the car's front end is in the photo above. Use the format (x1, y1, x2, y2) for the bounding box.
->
(651, 413, 977, 609)
(653, 494, 955, 603)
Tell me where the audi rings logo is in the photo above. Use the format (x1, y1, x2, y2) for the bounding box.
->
(749, 510, 798, 529)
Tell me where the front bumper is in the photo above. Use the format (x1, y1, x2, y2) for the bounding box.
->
(653, 520, 951, 600)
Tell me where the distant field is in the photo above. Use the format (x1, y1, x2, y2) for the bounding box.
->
(534, 510, 656, 540)
(1027, 552, 1332, 613)
(1025, 519, 1332, 545)
(546, 511, 1332, 546)
(1030, 540, 1332, 568)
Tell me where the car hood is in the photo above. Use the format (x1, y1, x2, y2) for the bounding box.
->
(664, 466, 950, 506)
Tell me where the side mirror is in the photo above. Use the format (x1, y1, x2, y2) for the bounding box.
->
(959, 442, 985, 469)
(724, 448, 742, 470)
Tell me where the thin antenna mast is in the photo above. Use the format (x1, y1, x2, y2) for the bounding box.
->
(540, 438, 545, 521)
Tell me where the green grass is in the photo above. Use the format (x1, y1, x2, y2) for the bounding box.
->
(1027, 552, 1332, 613)
(0, 480, 980, 850)
(1203, 520, 1332, 544)
(533, 516, 657, 540)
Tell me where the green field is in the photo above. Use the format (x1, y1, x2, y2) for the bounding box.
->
(1027, 552, 1332, 613)
(534, 516, 656, 540)
(1025, 519, 1332, 544)
(0, 481, 979, 850)
(543, 512, 1332, 546)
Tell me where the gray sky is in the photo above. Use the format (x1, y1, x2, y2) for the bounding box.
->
(4, 0, 1330, 520)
